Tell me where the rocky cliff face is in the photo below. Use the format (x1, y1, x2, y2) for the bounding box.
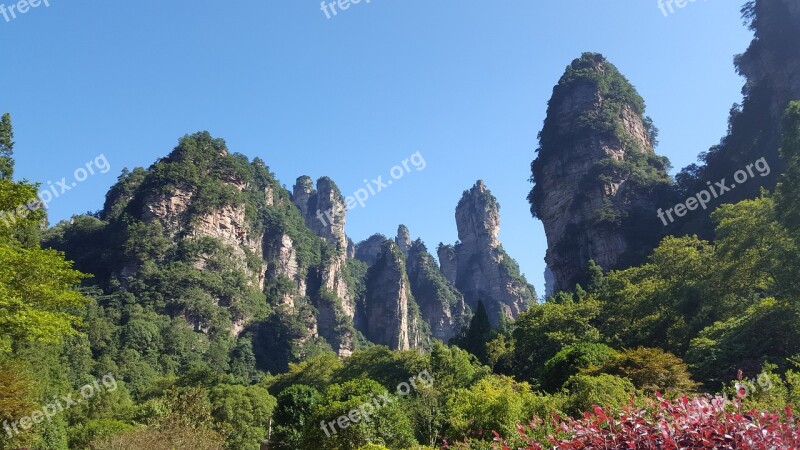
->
(675, 0, 800, 237)
(290, 176, 357, 355)
(79, 134, 366, 368)
(733, 0, 800, 178)
(406, 239, 468, 342)
(83, 135, 286, 343)
(292, 176, 348, 252)
(354, 234, 388, 266)
(437, 244, 458, 286)
(358, 240, 428, 350)
(444, 181, 537, 326)
(742, 0, 800, 126)
(396, 225, 412, 257)
(529, 53, 672, 293)
(263, 233, 303, 308)
(53, 130, 549, 371)
(351, 226, 470, 343)
(138, 158, 267, 290)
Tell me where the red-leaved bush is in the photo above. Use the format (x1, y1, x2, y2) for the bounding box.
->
(491, 393, 800, 450)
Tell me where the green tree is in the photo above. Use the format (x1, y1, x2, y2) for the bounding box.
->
(229, 337, 259, 384)
(209, 384, 276, 450)
(333, 346, 429, 390)
(357, 445, 390, 450)
(540, 343, 616, 392)
(583, 347, 699, 395)
(563, 374, 635, 417)
(712, 195, 798, 298)
(445, 374, 538, 442)
(89, 426, 225, 450)
(270, 385, 322, 450)
(157, 385, 217, 431)
(304, 378, 416, 450)
(263, 351, 342, 396)
(0, 113, 14, 180)
(687, 297, 800, 387)
(0, 115, 44, 245)
(405, 342, 489, 447)
(68, 419, 135, 449)
(0, 243, 88, 352)
(511, 296, 602, 383)
(0, 360, 38, 449)
(428, 341, 488, 391)
(451, 301, 495, 365)
(776, 101, 800, 241)
(0, 118, 89, 353)
(485, 332, 515, 374)
(406, 382, 444, 448)
(593, 236, 718, 354)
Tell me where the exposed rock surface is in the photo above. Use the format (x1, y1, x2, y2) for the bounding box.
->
(292, 176, 348, 252)
(396, 224, 412, 257)
(290, 176, 357, 355)
(263, 234, 303, 308)
(675, 0, 800, 237)
(137, 158, 267, 292)
(529, 53, 671, 293)
(444, 181, 537, 326)
(437, 244, 458, 286)
(139, 187, 194, 237)
(544, 266, 555, 298)
(93, 136, 276, 340)
(732, 0, 800, 179)
(354, 234, 389, 267)
(358, 240, 428, 350)
(406, 239, 468, 342)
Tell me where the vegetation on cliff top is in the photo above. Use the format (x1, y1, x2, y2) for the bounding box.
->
(529, 53, 671, 216)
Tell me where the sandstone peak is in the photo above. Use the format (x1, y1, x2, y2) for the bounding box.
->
(446, 181, 536, 326)
(355, 233, 389, 267)
(396, 224, 412, 257)
(292, 176, 348, 251)
(359, 239, 427, 350)
(456, 180, 501, 250)
(530, 52, 671, 293)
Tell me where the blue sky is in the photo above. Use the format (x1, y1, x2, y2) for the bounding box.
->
(1, 0, 753, 295)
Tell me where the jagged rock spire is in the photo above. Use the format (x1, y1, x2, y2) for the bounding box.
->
(529, 53, 671, 293)
(444, 180, 536, 326)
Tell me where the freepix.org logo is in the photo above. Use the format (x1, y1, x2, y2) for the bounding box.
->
(0, 0, 49, 23)
(320, 0, 371, 19)
(3, 374, 117, 438)
(656, 157, 770, 226)
(0, 154, 111, 228)
(658, 0, 707, 17)
(320, 369, 434, 438)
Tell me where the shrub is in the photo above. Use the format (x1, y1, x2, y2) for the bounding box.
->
(540, 343, 616, 392)
(492, 393, 800, 450)
(563, 374, 634, 417)
(446, 375, 538, 441)
(88, 426, 224, 450)
(583, 346, 699, 395)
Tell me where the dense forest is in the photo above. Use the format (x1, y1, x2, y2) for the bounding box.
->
(2, 1, 800, 449)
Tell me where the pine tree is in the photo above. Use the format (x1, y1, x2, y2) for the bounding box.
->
(0, 113, 14, 180)
(452, 301, 495, 364)
(776, 102, 800, 240)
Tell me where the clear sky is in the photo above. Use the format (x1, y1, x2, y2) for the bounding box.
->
(1, 0, 753, 295)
